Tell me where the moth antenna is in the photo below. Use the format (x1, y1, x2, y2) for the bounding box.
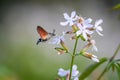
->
(53, 29, 55, 34)
(48, 29, 56, 36)
(52, 29, 56, 36)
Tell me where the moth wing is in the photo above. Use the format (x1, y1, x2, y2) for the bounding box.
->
(37, 26, 48, 40)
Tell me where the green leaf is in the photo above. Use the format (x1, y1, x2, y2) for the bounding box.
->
(79, 57, 108, 80)
(106, 59, 120, 71)
(114, 63, 120, 80)
(112, 4, 120, 11)
(106, 61, 114, 71)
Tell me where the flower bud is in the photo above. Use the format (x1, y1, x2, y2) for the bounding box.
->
(82, 52, 99, 62)
(55, 47, 66, 55)
(60, 40, 68, 53)
(78, 17, 84, 23)
(72, 25, 79, 32)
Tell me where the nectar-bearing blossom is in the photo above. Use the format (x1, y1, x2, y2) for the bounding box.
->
(76, 22, 93, 40)
(80, 18, 93, 28)
(52, 32, 68, 54)
(94, 19, 103, 36)
(60, 11, 78, 26)
(50, 32, 65, 44)
(58, 65, 80, 80)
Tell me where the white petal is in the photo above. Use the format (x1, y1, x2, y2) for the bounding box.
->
(52, 38, 60, 44)
(92, 57, 99, 62)
(74, 77, 79, 80)
(60, 36, 65, 42)
(72, 71, 79, 77)
(85, 18, 92, 23)
(92, 45, 98, 52)
(51, 36, 63, 44)
(97, 26, 103, 31)
(85, 24, 93, 28)
(96, 30, 103, 36)
(82, 32, 88, 40)
(77, 23, 82, 29)
(72, 65, 77, 70)
(92, 54, 98, 58)
(95, 19, 103, 27)
(58, 68, 68, 77)
(63, 13, 70, 19)
(60, 21, 68, 26)
(76, 30, 82, 36)
(86, 30, 94, 34)
(71, 11, 76, 18)
(69, 21, 74, 26)
(62, 31, 66, 36)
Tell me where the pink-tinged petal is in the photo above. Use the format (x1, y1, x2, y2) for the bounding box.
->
(95, 19, 103, 27)
(63, 13, 70, 19)
(60, 21, 68, 26)
(71, 11, 76, 18)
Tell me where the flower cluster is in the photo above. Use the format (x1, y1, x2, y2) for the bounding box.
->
(51, 11, 103, 62)
(57, 65, 80, 80)
(51, 11, 103, 80)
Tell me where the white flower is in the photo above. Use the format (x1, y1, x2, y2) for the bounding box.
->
(82, 18, 93, 28)
(90, 40, 98, 52)
(50, 32, 65, 44)
(58, 68, 69, 77)
(76, 22, 93, 40)
(58, 65, 80, 80)
(71, 65, 79, 80)
(60, 11, 78, 26)
(94, 19, 103, 36)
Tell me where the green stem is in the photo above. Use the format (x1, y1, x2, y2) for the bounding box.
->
(97, 44, 120, 80)
(109, 44, 120, 62)
(97, 66, 107, 80)
(69, 38, 79, 80)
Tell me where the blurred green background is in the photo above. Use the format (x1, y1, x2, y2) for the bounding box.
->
(0, 0, 120, 80)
